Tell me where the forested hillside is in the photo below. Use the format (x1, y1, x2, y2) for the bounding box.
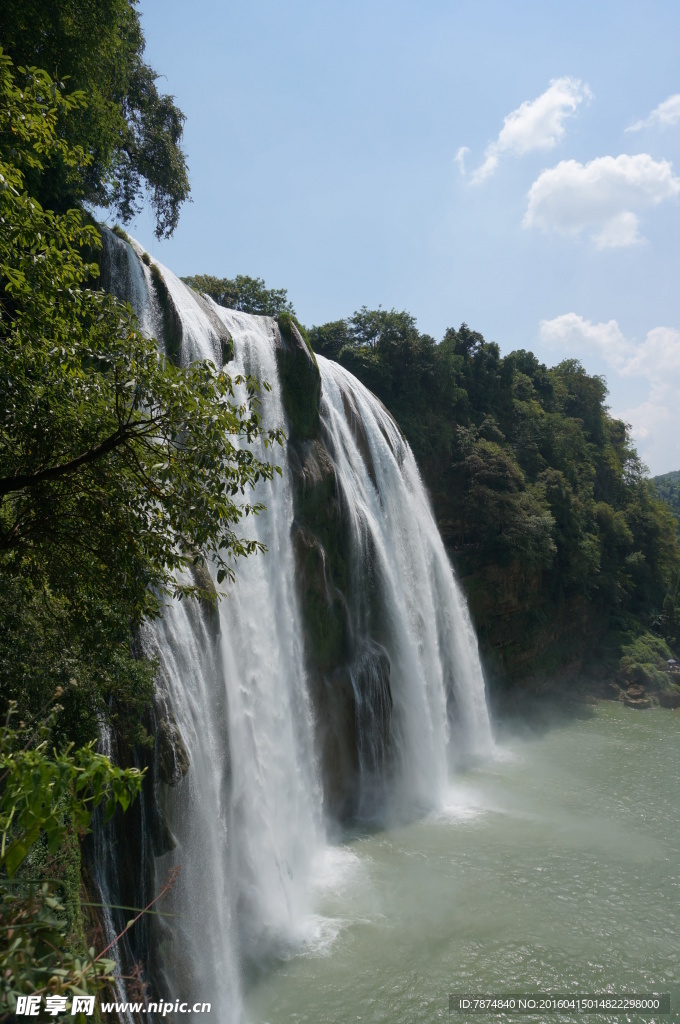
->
(653, 470, 680, 535)
(186, 280, 680, 691)
(307, 310, 680, 687)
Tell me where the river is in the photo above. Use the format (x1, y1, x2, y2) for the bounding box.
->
(244, 702, 679, 1024)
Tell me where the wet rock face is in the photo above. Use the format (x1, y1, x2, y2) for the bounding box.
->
(309, 666, 361, 822)
(191, 291, 234, 365)
(657, 690, 680, 709)
(275, 315, 321, 441)
(155, 704, 190, 786)
(150, 262, 184, 366)
(288, 433, 394, 823)
(187, 559, 220, 637)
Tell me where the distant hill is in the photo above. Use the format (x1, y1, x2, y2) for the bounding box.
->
(653, 470, 680, 532)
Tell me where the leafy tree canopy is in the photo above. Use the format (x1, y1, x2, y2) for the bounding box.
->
(652, 470, 680, 538)
(0, 2, 190, 237)
(309, 306, 680, 680)
(0, 703, 143, 1009)
(0, 53, 281, 744)
(183, 273, 296, 317)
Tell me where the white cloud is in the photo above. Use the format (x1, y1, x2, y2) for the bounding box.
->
(471, 77, 591, 184)
(539, 314, 680, 472)
(592, 211, 642, 249)
(454, 146, 469, 176)
(627, 94, 680, 132)
(524, 153, 680, 247)
(539, 312, 630, 365)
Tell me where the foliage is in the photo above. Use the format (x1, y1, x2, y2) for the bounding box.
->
(0, 52, 282, 743)
(0, 703, 143, 1012)
(1, 2, 190, 237)
(183, 273, 296, 317)
(310, 310, 680, 681)
(0, 707, 142, 877)
(652, 470, 680, 538)
(619, 631, 673, 690)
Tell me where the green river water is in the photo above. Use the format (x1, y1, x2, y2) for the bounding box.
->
(244, 702, 679, 1024)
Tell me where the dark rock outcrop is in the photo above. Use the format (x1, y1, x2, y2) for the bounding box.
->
(275, 314, 321, 440)
(191, 290, 234, 365)
(149, 262, 184, 366)
(657, 690, 680, 709)
(154, 698, 190, 786)
(187, 558, 221, 637)
(287, 408, 395, 822)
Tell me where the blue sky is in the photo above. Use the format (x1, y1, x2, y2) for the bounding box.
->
(124, 0, 680, 474)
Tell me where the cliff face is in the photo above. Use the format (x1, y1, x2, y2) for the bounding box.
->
(275, 318, 394, 822)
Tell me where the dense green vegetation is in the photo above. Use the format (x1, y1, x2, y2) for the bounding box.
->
(0, 36, 277, 1010)
(183, 273, 296, 317)
(307, 309, 680, 687)
(0, 704, 142, 1012)
(653, 470, 680, 536)
(0, 0, 190, 237)
(0, 51, 281, 747)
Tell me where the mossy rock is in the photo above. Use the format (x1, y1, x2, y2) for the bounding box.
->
(154, 702, 190, 785)
(191, 290, 234, 365)
(276, 312, 321, 440)
(112, 224, 131, 243)
(307, 665, 360, 821)
(150, 262, 183, 365)
(188, 557, 221, 635)
(292, 522, 348, 672)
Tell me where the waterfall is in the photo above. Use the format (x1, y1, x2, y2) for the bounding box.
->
(317, 357, 494, 815)
(97, 230, 493, 1022)
(141, 296, 325, 1022)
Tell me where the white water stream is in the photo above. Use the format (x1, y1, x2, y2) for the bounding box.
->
(100, 233, 493, 1022)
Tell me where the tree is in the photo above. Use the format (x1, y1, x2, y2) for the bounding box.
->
(310, 304, 680, 680)
(0, 52, 282, 742)
(183, 273, 296, 317)
(0, 702, 143, 1015)
(0, 2, 190, 237)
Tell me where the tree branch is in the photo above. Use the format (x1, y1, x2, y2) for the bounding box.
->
(0, 419, 160, 497)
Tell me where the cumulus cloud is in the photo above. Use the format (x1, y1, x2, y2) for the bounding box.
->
(539, 312, 630, 365)
(627, 94, 680, 132)
(471, 77, 591, 184)
(539, 313, 680, 472)
(524, 153, 680, 247)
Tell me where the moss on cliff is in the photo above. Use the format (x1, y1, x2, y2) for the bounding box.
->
(276, 313, 321, 441)
(150, 262, 183, 365)
(289, 441, 348, 670)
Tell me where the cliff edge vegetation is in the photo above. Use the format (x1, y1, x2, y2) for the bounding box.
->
(304, 309, 680, 695)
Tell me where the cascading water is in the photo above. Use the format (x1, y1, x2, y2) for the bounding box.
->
(317, 357, 494, 815)
(140, 290, 326, 1022)
(98, 230, 493, 1022)
(100, 229, 156, 338)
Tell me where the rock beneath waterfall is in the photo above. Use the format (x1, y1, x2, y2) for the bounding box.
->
(312, 666, 360, 821)
(274, 313, 321, 440)
(624, 695, 652, 709)
(155, 702, 190, 785)
(289, 438, 349, 673)
(187, 557, 221, 636)
(191, 290, 234, 365)
(149, 802, 177, 856)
